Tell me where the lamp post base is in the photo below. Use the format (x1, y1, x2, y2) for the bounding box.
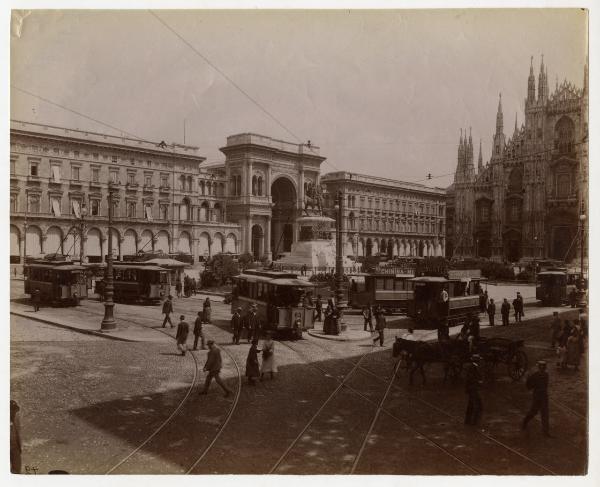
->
(101, 304, 117, 331)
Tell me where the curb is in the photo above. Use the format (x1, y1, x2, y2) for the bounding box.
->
(10, 311, 138, 342)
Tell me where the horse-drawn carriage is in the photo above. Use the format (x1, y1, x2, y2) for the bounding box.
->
(393, 334, 529, 385)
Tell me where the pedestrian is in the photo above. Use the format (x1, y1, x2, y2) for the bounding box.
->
(565, 328, 581, 371)
(245, 339, 261, 385)
(437, 319, 449, 341)
(10, 400, 22, 474)
(464, 355, 483, 426)
(373, 310, 386, 347)
(231, 307, 243, 345)
(193, 311, 206, 350)
(479, 291, 486, 313)
(568, 288, 577, 308)
(550, 311, 562, 349)
(192, 277, 197, 296)
(483, 290, 489, 311)
(162, 295, 174, 328)
(362, 305, 373, 332)
(324, 299, 335, 334)
(513, 292, 524, 323)
(291, 312, 302, 341)
(301, 264, 307, 276)
(501, 298, 511, 326)
(199, 340, 232, 397)
(248, 305, 262, 342)
(557, 319, 572, 369)
(522, 360, 552, 437)
(176, 315, 190, 356)
(175, 279, 182, 298)
(314, 295, 323, 322)
(203, 297, 212, 324)
(487, 298, 496, 326)
(261, 332, 277, 380)
(468, 315, 481, 352)
(243, 305, 252, 343)
(439, 285, 449, 316)
(32, 288, 41, 312)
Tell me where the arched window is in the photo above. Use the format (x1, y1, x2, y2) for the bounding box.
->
(213, 203, 222, 222)
(200, 201, 209, 221)
(252, 176, 257, 196)
(348, 212, 355, 230)
(555, 116, 575, 154)
(257, 177, 263, 196)
(236, 175, 242, 196)
(200, 180, 205, 195)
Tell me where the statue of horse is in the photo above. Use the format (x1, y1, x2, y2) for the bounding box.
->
(303, 183, 323, 216)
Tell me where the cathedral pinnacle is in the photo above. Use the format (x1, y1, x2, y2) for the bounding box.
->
(496, 93, 504, 135)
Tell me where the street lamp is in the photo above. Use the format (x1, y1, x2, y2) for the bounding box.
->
(334, 189, 347, 334)
(101, 184, 117, 331)
(79, 204, 88, 265)
(533, 235, 538, 281)
(579, 212, 586, 281)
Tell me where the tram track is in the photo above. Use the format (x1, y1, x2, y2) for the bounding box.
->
(276, 339, 479, 474)
(298, 336, 559, 475)
(67, 305, 242, 475)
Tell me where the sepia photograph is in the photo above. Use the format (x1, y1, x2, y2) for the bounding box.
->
(5, 3, 594, 480)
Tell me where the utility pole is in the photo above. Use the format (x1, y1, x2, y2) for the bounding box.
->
(334, 189, 347, 333)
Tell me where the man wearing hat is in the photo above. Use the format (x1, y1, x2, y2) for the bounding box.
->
(200, 340, 232, 398)
(513, 292, 524, 323)
(176, 315, 190, 356)
(522, 360, 551, 437)
(464, 355, 483, 426)
(231, 307, 243, 345)
(162, 295, 174, 328)
(247, 305, 262, 342)
(193, 311, 206, 351)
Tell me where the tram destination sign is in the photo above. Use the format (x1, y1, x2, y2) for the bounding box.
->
(447, 269, 482, 279)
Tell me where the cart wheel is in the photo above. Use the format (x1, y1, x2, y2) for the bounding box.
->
(508, 350, 528, 381)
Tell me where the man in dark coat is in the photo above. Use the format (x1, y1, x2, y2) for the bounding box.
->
(203, 297, 212, 324)
(32, 288, 41, 312)
(162, 295, 174, 328)
(468, 315, 481, 352)
(193, 311, 206, 350)
(199, 340, 232, 397)
(513, 292, 524, 323)
(501, 298, 511, 326)
(176, 315, 190, 356)
(479, 291, 486, 313)
(10, 400, 22, 474)
(487, 298, 496, 326)
(247, 306, 262, 342)
(522, 360, 551, 436)
(373, 311, 386, 347)
(231, 307, 243, 345)
(314, 295, 323, 322)
(464, 355, 483, 426)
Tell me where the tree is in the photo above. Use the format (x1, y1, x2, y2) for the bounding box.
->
(203, 254, 239, 286)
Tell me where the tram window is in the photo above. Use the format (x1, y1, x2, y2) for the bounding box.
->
(115, 269, 122, 281)
(384, 278, 394, 291)
(376, 278, 385, 290)
(130, 269, 137, 281)
(159, 272, 167, 284)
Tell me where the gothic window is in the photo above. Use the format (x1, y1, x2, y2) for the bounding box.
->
(508, 168, 523, 193)
(509, 200, 521, 222)
(557, 173, 571, 198)
(555, 116, 575, 154)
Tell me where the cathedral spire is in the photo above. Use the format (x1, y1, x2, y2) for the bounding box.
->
(514, 112, 518, 135)
(496, 93, 504, 135)
(477, 139, 483, 172)
(527, 55, 536, 103)
(538, 54, 548, 101)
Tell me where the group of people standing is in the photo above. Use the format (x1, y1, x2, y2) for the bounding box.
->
(550, 309, 587, 371)
(479, 290, 525, 326)
(175, 274, 199, 298)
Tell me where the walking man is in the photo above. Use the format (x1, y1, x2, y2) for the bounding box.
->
(175, 279, 182, 299)
(373, 310, 386, 347)
(162, 295, 174, 328)
(314, 295, 323, 322)
(199, 340, 232, 398)
(363, 304, 374, 332)
(487, 298, 496, 326)
(32, 288, 41, 312)
(203, 297, 212, 324)
(231, 307, 243, 345)
(176, 315, 189, 356)
(193, 311, 206, 350)
(501, 298, 511, 326)
(248, 305, 262, 342)
(522, 360, 552, 437)
(464, 355, 483, 426)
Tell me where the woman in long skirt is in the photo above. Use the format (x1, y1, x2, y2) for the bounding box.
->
(261, 333, 277, 380)
(203, 297, 212, 324)
(245, 339, 261, 385)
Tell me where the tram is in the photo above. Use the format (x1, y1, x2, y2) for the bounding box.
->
(24, 256, 88, 306)
(111, 263, 171, 303)
(407, 270, 486, 327)
(231, 269, 325, 338)
(348, 273, 414, 313)
(536, 269, 582, 306)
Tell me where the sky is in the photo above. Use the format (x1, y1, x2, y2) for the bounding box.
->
(10, 9, 588, 188)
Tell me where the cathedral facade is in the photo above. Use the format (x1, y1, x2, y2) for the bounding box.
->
(447, 58, 588, 264)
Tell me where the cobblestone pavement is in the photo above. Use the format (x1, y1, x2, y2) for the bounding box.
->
(10, 284, 587, 475)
